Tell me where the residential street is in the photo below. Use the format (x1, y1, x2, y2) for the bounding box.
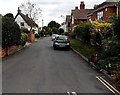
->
(3, 37, 112, 93)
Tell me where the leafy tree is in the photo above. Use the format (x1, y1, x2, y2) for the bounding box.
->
(47, 27, 52, 36)
(47, 21, 60, 34)
(2, 13, 21, 50)
(58, 28, 64, 35)
(42, 26, 49, 35)
(52, 27, 58, 34)
(48, 21, 60, 29)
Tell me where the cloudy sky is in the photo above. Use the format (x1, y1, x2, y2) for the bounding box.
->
(0, 0, 106, 27)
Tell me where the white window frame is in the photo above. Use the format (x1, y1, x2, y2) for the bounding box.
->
(97, 11, 103, 21)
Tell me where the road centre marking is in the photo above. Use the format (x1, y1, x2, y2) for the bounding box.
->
(96, 76, 119, 95)
(67, 91, 77, 95)
(67, 92, 71, 95)
(71, 92, 77, 95)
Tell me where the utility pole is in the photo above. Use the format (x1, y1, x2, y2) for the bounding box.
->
(42, 19, 43, 30)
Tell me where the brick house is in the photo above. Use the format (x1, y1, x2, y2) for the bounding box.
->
(87, 1, 119, 22)
(70, 1, 93, 30)
(15, 7, 39, 42)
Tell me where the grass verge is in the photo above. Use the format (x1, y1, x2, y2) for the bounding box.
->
(70, 39, 97, 59)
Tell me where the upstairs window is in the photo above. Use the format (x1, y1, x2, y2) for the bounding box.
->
(97, 11, 103, 21)
(20, 22, 24, 26)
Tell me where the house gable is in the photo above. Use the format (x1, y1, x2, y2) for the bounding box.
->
(71, 1, 93, 26)
(15, 8, 39, 34)
(15, 15, 31, 29)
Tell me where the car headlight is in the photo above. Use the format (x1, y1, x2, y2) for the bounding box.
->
(66, 43, 70, 45)
(55, 42, 59, 45)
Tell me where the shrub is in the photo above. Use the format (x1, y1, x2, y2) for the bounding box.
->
(111, 16, 120, 39)
(73, 23, 92, 43)
(91, 21, 112, 47)
(97, 59, 106, 69)
(19, 33, 28, 46)
(35, 33, 40, 38)
(69, 32, 76, 39)
(21, 27, 29, 34)
(62, 32, 69, 36)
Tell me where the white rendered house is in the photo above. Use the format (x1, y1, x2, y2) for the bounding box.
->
(15, 8, 38, 34)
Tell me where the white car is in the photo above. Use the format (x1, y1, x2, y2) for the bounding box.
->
(51, 34, 59, 41)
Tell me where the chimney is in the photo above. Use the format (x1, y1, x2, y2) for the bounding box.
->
(18, 7, 21, 13)
(75, 6, 78, 10)
(26, 14, 28, 17)
(80, 1, 85, 9)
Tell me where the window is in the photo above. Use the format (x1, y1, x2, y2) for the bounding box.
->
(105, 8, 108, 11)
(97, 11, 103, 21)
(20, 22, 24, 26)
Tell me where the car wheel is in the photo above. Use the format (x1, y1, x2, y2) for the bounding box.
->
(53, 47, 56, 50)
(66, 48, 70, 51)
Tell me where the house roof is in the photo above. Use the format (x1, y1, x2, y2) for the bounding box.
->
(72, 9, 93, 20)
(93, 2, 117, 13)
(15, 10, 38, 27)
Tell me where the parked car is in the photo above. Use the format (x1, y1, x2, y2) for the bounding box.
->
(51, 34, 59, 41)
(53, 35, 70, 50)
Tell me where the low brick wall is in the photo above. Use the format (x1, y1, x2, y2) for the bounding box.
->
(28, 32, 35, 43)
(0, 45, 22, 57)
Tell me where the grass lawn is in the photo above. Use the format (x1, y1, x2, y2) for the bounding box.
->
(70, 39, 97, 59)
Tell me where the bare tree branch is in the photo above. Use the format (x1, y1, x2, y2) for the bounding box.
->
(19, 0, 42, 29)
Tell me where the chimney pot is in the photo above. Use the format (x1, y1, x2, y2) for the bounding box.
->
(80, 1, 85, 9)
(26, 14, 28, 17)
(18, 7, 21, 13)
(75, 6, 78, 10)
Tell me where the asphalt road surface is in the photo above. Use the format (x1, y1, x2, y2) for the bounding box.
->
(2, 37, 112, 93)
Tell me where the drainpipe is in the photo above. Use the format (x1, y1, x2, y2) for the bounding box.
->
(117, 6, 119, 16)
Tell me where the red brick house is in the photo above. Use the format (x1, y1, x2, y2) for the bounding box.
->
(87, 1, 118, 22)
(70, 1, 93, 31)
(71, 1, 93, 25)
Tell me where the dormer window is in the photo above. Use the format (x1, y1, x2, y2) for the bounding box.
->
(20, 22, 24, 26)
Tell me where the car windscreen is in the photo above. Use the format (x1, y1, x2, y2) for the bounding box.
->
(56, 36, 68, 41)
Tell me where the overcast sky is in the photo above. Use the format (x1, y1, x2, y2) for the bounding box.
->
(0, 0, 106, 27)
